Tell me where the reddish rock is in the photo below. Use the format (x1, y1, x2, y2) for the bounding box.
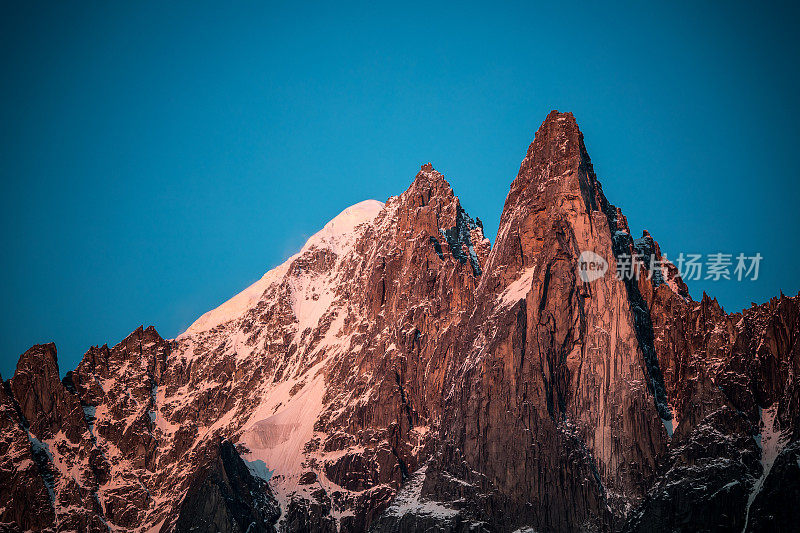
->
(0, 112, 797, 532)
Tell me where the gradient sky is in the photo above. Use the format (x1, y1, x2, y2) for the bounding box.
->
(2, 1, 799, 378)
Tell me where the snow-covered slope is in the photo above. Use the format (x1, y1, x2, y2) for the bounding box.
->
(181, 199, 384, 337)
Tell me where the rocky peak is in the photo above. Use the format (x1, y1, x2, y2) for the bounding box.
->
(381, 163, 489, 277)
(507, 111, 593, 205)
(402, 163, 456, 210)
(481, 110, 608, 291)
(440, 111, 681, 528)
(9, 343, 86, 443)
(520, 111, 582, 169)
(71, 324, 168, 411)
(11, 342, 57, 389)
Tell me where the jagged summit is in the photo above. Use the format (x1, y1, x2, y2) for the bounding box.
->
(481, 108, 605, 287)
(405, 163, 456, 205)
(521, 110, 581, 162)
(15, 341, 59, 371)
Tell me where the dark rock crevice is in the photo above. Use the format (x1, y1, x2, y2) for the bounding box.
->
(169, 440, 280, 533)
(604, 209, 672, 421)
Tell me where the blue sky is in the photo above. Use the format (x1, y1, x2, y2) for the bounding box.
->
(2, 1, 798, 377)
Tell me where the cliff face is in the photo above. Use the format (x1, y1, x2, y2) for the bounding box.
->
(432, 111, 669, 531)
(1, 112, 797, 532)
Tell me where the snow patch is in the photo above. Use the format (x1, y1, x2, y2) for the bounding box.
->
(386, 465, 458, 520)
(241, 370, 327, 480)
(499, 267, 536, 307)
(82, 405, 96, 436)
(661, 404, 678, 438)
(661, 417, 674, 438)
(742, 404, 789, 531)
(289, 273, 336, 343)
(24, 430, 55, 503)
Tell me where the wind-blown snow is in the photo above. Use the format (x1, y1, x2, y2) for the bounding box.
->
(179, 200, 384, 337)
(299, 199, 384, 255)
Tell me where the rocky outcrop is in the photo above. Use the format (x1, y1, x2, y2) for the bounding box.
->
(10, 344, 86, 444)
(1, 344, 107, 532)
(169, 440, 280, 533)
(0, 377, 56, 531)
(0, 111, 797, 532)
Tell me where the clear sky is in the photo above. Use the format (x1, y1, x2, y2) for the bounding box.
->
(2, 1, 798, 378)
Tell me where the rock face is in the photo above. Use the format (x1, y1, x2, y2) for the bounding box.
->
(172, 440, 280, 533)
(1, 111, 797, 532)
(428, 111, 668, 531)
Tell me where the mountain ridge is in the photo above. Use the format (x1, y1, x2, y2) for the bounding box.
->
(1, 111, 798, 532)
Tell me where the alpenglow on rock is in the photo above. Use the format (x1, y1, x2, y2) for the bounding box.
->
(1, 112, 798, 532)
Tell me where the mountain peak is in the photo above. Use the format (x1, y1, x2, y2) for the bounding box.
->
(542, 109, 577, 125)
(300, 199, 384, 254)
(413, 162, 448, 185)
(13, 342, 59, 380)
(10, 343, 87, 442)
(401, 163, 456, 210)
(523, 109, 583, 162)
(181, 199, 384, 337)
